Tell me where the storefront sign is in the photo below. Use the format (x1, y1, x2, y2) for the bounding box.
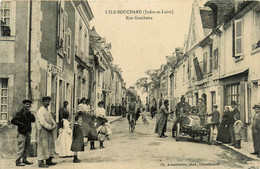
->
(47, 62, 68, 80)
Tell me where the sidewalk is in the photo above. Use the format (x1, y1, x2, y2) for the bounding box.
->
(214, 140, 260, 161)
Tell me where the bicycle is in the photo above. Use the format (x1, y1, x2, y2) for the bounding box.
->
(128, 113, 135, 133)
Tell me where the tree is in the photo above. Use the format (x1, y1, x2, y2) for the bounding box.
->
(146, 70, 160, 92)
(135, 77, 149, 94)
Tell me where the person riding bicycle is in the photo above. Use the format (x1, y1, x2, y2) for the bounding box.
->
(172, 95, 191, 137)
(127, 98, 137, 123)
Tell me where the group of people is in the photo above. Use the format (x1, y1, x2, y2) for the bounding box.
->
(11, 96, 58, 167)
(154, 95, 260, 158)
(154, 96, 242, 146)
(216, 101, 243, 149)
(107, 103, 126, 116)
(11, 96, 111, 168)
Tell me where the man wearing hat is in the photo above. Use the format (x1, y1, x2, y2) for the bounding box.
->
(228, 101, 240, 146)
(172, 95, 191, 137)
(207, 104, 220, 130)
(251, 103, 260, 158)
(36, 96, 57, 168)
(11, 100, 35, 166)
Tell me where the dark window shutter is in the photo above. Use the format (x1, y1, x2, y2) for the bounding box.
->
(193, 57, 203, 81)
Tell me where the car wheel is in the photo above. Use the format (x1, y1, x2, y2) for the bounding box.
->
(208, 125, 213, 145)
(176, 123, 180, 141)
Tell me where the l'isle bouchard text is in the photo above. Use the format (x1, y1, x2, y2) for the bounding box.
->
(105, 10, 174, 20)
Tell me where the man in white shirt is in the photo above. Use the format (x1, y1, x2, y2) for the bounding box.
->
(36, 96, 57, 168)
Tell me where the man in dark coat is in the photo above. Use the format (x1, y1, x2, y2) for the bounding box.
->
(207, 104, 220, 129)
(11, 100, 35, 166)
(58, 101, 69, 130)
(229, 101, 240, 146)
(172, 96, 191, 137)
(251, 104, 260, 158)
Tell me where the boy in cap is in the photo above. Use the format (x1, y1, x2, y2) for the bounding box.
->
(11, 99, 35, 166)
(36, 96, 57, 168)
(251, 104, 260, 158)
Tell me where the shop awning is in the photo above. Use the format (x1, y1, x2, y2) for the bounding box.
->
(218, 68, 249, 81)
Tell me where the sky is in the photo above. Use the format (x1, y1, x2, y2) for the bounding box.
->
(88, 0, 201, 88)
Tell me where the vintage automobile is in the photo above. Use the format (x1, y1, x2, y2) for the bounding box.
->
(175, 113, 214, 145)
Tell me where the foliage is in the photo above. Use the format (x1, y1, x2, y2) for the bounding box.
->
(135, 69, 160, 94)
(135, 77, 149, 94)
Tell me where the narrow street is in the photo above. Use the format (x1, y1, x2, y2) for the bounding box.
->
(1, 117, 259, 169)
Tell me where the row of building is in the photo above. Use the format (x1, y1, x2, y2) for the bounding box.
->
(148, 0, 260, 142)
(0, 1, 127, 156)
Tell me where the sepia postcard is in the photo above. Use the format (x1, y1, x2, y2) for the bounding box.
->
(0, 0, 260, 169)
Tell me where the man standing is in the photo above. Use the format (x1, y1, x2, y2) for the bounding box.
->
(207, 104, 220, 129)
(11, 100, 35, 166)
(36, 96, 57, 168)
(229, 101, 240, 147)
(251, 103, 260, 158)
(58, 101, 69, 129)
(172, 96, 191, 137)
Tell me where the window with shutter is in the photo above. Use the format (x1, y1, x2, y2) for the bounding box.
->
(59, 6, 64, 46)
(0, 78, 8, 123)
(203, 52, 207, 74)
(234, 19, 243, 57)
(0, 0, 11, 36)
(67, 29, 71, 64)
(213, 48, 218, 70)
(63, 12, 68, 54)
(252, 11, 260, 50)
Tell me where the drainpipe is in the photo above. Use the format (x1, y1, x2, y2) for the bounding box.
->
(28, 0, 32, 100)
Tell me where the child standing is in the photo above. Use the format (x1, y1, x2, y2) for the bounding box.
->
(140, 108, 149, 125)
(233, 113, 243, 149)
(71, 115, 84, 163)
(55, 113, 73, 157)
(97, 120, 108, 149)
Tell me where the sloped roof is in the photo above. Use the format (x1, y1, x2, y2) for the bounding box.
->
(200, 7, 214, 30)
(89, 26, 101, 38)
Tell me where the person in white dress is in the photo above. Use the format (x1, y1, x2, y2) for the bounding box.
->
(55, 113, 73, 157)
(96, 101, 106, 119)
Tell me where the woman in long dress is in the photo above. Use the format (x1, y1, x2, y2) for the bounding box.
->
(55, 112, 73, 157)
(216, 106, 231, 143)
(155, 99, 172, 138)
(77, 98, 98, 150)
